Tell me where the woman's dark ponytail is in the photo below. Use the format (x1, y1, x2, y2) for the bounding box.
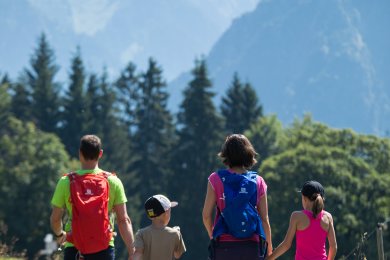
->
(311, 193, 324, 218)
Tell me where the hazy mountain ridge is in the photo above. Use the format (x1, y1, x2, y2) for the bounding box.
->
(169, 0, 390, 135)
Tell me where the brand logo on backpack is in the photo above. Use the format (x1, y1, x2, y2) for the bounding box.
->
(65, 172, 113, 254)
(85, 189, 94, 196)
(239, 187, 248, 194)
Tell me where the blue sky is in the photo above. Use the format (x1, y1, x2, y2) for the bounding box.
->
(0, 0, 260, 83)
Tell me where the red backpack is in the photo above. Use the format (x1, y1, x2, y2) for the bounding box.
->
(65, 172, 113, 254)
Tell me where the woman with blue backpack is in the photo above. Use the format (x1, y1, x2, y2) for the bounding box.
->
(202, 134, 273, 260)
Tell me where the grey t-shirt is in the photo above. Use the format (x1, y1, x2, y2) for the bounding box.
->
(134, 225, 186, 260)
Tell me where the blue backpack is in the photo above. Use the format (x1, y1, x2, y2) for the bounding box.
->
(212, 169, 266, 240)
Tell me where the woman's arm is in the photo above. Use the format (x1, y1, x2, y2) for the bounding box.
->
(133, 248, 143, 260)
(258, 194, 273, 255)
(266, 212, 298, 260)
(202, 181, 216, 239)
(327, 213, 337, 260)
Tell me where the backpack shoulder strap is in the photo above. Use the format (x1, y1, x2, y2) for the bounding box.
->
(65, 171, 77, 181)
(99, 171, 116, 179)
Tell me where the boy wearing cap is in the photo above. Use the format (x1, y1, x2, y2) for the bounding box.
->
(133, 194, 186, 260)
(266, 180, 337, 260)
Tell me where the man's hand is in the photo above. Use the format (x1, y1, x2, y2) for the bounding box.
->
(55, 230, 67, 245)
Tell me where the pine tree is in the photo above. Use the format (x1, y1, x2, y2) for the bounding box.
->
(242, 81, 263, 129)
(61, 47, 86, 157)
(114, 62, 139, 135)
(84, 73, 101, 134)
(0, 77, 11, 125)
(132, 58, 174, 223)
(221, 73, 262, 134)
(97, 70, 132, 174)
(10, 78, 32, 122)
(26, 33, 60, 133)
(173, 59, 223, 259)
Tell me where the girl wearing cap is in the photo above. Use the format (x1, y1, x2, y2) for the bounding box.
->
(202, 134, 273, 259)
(266, 181, 337, 260)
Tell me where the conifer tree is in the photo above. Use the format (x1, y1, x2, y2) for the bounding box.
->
(25, 33, 60, 133)
(242, 81, 263, 128)
(132, 58, 174, 222)
(84, 73, 101, 134)
(221, 73, 262, 134)
(97, 70, 131, 174)
(61, 47, 86, 156)
(114, 62, 139, 135)
(0, 77, 11, 125)
(173, 59, 223, 259)
(10, 79, 32, 123)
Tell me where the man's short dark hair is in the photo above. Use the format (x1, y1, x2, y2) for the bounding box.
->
(218, 134, 257, 169)
(79, 135, 101, 160)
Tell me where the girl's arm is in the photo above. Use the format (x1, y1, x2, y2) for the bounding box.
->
(258, 194, 273, 255)
(202, 181, 216, 239)
(266, 212, 298, 260)
(327, 213, 337, 260)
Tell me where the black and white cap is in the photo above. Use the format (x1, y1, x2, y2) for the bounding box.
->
(144, 194, 178, 218)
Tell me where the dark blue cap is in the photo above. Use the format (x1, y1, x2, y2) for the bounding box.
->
(300, 180, 325, 198)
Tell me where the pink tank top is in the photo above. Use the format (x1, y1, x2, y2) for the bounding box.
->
(295, 210, 327, 260)
(208, 170, 267, 242)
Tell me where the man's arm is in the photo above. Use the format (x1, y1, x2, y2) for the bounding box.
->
(50, 206, 66, 244)
(114, 203, 135, 259)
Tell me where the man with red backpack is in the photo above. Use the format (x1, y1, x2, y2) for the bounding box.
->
(50, 135, 135, 260)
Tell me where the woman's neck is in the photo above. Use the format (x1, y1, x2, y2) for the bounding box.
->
(229, 166, 248, 174)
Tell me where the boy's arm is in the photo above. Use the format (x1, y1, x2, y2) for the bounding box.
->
(327, 213, 337, 260)
(173, 227, 186, 259)
(114, 203, 135, 259)
(267, 212, 298, 260)
(133, 248, 143, 260)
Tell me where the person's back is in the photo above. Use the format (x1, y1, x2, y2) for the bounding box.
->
(266, 181, 337, 260)
(50, 135, 135, 260)
(295, 210, 328, 260)
(134, 194, 186, 260)
(136, 225, 184, 260)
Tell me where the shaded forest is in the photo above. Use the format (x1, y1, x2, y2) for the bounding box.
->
(0, 34, 389, 259)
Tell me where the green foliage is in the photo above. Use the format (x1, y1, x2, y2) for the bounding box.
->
(260, 116, 390, 258)
(114, 62, 139, 134)
(0, 117, 70, 258)
(10, 79, 32, 123)
(245, 114, 285, 166)
(1, 36, 389, 259)
(60, 47, 87, 155)
(25, 33, 60, 134)
(132, 58, 174, 222)
(221, 73, 262, 134)
(0, 81, 11, 124)
(173, 59, 224, 260)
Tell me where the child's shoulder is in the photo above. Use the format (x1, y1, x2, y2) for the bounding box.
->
(164, 226, 181, 234)
(291, 210, 305, 218)
(322, 210, 334, 221)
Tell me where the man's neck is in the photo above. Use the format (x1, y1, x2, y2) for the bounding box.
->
(81, 161, 99, 170)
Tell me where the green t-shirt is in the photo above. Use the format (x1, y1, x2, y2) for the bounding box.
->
(51, 168, 127, 247)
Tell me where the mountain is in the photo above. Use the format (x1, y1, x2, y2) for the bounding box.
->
(168, 0, 390, 135)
